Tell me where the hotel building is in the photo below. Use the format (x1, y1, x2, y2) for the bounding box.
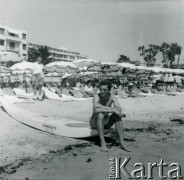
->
(28, 42, 87, 62)
(0, 23, 28, 60)
(0, 23, 87, 63)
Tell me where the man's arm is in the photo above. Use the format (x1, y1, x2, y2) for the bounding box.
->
(93, 94, 118, 114)
(111, 95, 126, 117)
(112, 95, 122, 111)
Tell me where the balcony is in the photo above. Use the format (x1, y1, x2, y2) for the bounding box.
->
(6, 35, 21, 42)
(6, 46, 20, 53)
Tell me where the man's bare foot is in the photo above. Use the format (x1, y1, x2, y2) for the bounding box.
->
(120, 142, 131, 152)
(100, 145, 108, 152)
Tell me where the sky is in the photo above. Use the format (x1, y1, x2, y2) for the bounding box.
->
(0, 0, 184, 64)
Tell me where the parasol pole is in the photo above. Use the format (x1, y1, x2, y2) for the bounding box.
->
(0, 55, 1, 89)
(25, 70, 27, 93)
(82, 62, 85, 83)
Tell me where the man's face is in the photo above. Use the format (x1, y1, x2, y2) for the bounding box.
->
(87, 82, 91, 87)
(37, 57, 42, 64)
(99, 85, 110, 97)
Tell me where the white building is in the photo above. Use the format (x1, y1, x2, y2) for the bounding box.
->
(28, 42, 87, 62)
(0, 23, 28, 60)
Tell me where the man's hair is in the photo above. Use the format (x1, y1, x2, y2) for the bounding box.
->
(99, 79, 112, 90)
(86, 80, 91, 85)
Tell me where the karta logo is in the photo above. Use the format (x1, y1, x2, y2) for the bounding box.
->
(109, 157, 183, 179)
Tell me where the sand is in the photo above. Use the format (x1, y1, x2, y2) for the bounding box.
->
(0, 94, 184, 179)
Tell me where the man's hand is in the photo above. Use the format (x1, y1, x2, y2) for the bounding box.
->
(113, 109, 126, 118)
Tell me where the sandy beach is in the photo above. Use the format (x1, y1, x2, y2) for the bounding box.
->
(0, 95, 184, 179)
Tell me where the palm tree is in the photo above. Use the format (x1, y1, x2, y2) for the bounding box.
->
(117, 55, 130, 63)
(167, 43, 182, 68)
(28, 45, 52, 65)
(138, 45, 160, 67)
(174, 44, 182, 68)
(160, 42, 170, 66)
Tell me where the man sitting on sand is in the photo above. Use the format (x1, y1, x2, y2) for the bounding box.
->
(90, 79, 130, 152)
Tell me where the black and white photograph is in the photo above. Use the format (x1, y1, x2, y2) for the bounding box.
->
(0, 0, 184, 179)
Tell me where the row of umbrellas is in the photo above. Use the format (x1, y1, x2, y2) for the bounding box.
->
(1, 59, 184, 80)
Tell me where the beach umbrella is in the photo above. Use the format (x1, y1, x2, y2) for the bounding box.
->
(78, 71, 100, 79)
(146, 67, 163, 73)
(45, 61, 78, 74)
(45, 72, 61, 77)
(10, 61, 35, 92)
(72, 59, 100, 77)
(0, 66, 11, 80)
(87, 62, 120, 82)
(88, 62, 120, 72)
(78, 66, 88, 72)
(62, 72, 73, 79)
(118, 62, 136, 70)
(10, 61, 34, 72)
(106, 70, 123, 77)
(118, 63, 137, 75)
(172, 69, 184, 75)
(0, 51, 24, 63)
(0, 52, 23, 88)
(1, 72, 11, 77)
(72, 59, 100, 68)
(1, 66, 10, 73)
(135, 65, 148, 71)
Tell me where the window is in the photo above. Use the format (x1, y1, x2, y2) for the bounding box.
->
(0, 28, 5, 35)
(9, 33, 19, 38)
(22, 33, 27, 39)
(22, 54, 26, 56)
(9, 42, 15, 49)
(0, 39, 5, 46)
(22, 44, 27, 50)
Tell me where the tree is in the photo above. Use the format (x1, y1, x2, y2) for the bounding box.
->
(170, 43, 182, 68)
(138, 45, 160, 67)
(117, 55, 130, 63)
(160, 42, 170, 66)
(160, 43, 182, 68)
(28, 45, 52, 65)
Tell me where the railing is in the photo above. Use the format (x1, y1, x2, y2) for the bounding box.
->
(6, 46, 20, 52)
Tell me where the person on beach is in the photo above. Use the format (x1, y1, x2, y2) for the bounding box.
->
(90, 79, 130, 152)
(84, 80, 94, 97)
(32, 56, 44, 100)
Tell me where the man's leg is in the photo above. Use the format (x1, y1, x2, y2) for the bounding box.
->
(97, 113, 108, 152)
(38, 86, 42, 100)
(105, 113, 130, 152)
(92, 113, 108, 152)
(33, 85, 37, 100)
